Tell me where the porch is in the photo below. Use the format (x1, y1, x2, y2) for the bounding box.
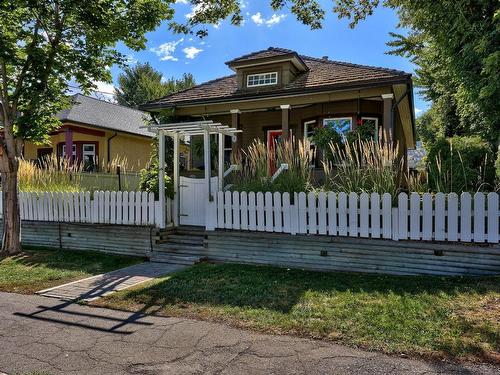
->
(181, 87, 414, 170)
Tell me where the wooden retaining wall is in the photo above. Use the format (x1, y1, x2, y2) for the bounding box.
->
(0, 220, 153, 258)
(201, 230, 500, 276)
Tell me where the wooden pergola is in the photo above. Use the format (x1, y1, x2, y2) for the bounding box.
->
(147, 120, 242, 228)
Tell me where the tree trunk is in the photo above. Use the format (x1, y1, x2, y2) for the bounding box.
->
(1, 168, 21, 256)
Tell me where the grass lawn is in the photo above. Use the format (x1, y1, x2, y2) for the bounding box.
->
(0, 247, 143, 294)
(96, 263, 500, 363)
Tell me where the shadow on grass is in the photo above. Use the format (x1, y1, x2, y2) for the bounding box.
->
(15, 247, 144, 274)
(109, 263, 499, 362)
(119, 262, 500, 313)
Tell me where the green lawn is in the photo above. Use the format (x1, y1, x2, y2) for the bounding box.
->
(0, 247, 143, 294)
(96, 263, 500, 363)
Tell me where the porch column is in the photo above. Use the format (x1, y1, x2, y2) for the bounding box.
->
(280, 105, 290, 138)
(64, 128, 73, 164)
(230, 109, 241, 157)
(158, 130, 166, 229)
(173, 132, 180, 227)
(382, 94, 394, 146)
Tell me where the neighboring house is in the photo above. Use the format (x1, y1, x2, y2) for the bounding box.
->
(24, 94, 154, 172)
(141, 47, 416, 168)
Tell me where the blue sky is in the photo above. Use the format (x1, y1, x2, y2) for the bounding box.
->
(94, 0, 428, 115)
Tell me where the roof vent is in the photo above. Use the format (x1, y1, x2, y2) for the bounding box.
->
(322, 56, 329, 60)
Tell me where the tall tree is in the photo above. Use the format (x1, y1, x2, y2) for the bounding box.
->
(0, 0, 173, 255)
(115, 63, 195, 108)
(114, 63, 195, 193)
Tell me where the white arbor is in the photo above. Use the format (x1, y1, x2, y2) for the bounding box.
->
(147, 120, 241, 228)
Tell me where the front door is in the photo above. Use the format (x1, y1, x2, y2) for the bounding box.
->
(266, 129, 283, 175)
(179, 176, 218, 226)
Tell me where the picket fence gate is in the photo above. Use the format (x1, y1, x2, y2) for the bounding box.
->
(0, 191, 172, 227)
(207, 191, 500, 244)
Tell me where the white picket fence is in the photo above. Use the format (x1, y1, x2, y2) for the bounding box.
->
(207, 191, 500, 243)
(0, 191, 171, 227)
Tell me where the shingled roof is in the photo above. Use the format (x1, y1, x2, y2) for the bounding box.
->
(142, 47, 411, 110)
(59, 94, 154, 137)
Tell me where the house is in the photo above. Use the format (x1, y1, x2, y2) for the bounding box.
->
(23, 94, 155, 172)
(141, 47, 416, 167)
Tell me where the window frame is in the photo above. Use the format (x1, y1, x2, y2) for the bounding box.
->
(360, 117, 379, 142)
(246, 71, 278, 87)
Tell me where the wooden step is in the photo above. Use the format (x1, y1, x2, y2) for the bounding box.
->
(149, 253, 203, 265)
(166, 234, 205, 245)
(155, 243, 206, 253)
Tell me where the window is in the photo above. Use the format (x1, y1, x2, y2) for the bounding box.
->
(323, 117, 352, 140)
(82, 144, 96, 170)
(303, 120, 318, 143)
(303, 120, 319, 167)
(247, 72, 278, 87)
(61, 144, 76, 159)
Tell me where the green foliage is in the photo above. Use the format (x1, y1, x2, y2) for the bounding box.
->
(115, 63, 195, 107)
(324, 138, 403, 196)
(115, 63, 194, 197)
(426, 136, 496, 193)
(139, 138, 174, 199)
(231, 138, 314, 194)
(496, 146, 500, 180)
(0, 0, 173, 143)
(0, 247, 142, 294)
(311, 126, 341, 160)
(385, 1, 499, 145)
(345, 120, 376, 143)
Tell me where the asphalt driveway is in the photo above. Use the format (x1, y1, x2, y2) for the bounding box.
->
(0, 292, 497, 375)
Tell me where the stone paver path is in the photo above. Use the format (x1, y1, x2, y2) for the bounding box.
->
(0, 292, 498, 375)
(37, 262, 184, 301)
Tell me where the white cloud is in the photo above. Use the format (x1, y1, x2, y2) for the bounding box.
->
(90, 81, 116, 102)
(265, 13, 286, 26)
(150, 38, 183, 61)
(182, 46, 203, 59)
(176, 0, 189, 4)
(125, 54, 138, 65)
(251, 12, 287, 27)
(186, 3, 206, 19)
(415, 107, 423, 116)
(251, 12, 263, 25)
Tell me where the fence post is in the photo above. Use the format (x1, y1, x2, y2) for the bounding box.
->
(116, 165, 122, 191)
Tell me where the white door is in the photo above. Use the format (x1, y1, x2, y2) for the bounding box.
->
(179, 176, 218, 226)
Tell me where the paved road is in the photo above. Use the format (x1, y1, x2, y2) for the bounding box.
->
(0, 292, 497, 375)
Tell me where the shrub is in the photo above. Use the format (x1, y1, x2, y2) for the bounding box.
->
(139, 160, 174, 199)
(231, 137, 314, 194)
(311, 126, 341, 161)
(324, 138, 403, 196)
(426, 136, 495, 193)
(18, 156, 83, 192)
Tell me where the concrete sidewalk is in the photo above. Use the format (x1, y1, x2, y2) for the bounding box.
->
(37, 262, 184, 301)
(0, 292, 497, 375)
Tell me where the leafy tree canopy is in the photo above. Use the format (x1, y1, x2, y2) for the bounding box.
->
(115, 63, 195, 108)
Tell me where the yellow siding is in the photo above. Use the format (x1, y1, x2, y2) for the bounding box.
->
(23, 123, 153, 172)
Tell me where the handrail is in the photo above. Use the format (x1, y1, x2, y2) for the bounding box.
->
(271, 163, 289, 182)
(224, 164, 240, 178)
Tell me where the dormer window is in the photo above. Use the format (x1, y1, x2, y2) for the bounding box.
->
(247, 72, 278, 87)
